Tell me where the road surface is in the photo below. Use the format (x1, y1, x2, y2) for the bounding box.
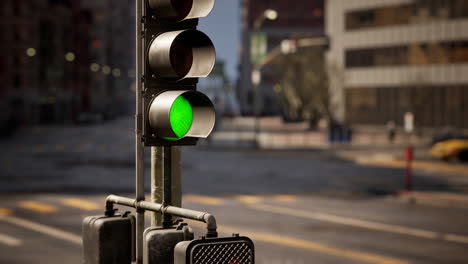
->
(0, 116, 467, 263)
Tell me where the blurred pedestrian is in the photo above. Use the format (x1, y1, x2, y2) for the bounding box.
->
(387, 120, 396, 143)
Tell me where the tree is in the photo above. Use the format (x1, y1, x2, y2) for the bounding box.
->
(273, 47, 332, 127)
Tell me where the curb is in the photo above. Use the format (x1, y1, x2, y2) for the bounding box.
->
(345, 153, 468, 177)
(393, 191, 468, 209)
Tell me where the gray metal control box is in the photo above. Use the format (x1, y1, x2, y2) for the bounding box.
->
(82, 212, 135, 264)
(144, 222, 194, 264)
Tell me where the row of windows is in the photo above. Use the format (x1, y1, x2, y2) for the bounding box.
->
(346, 41, 468, 68)
(346, 0, 468, 31)
(346, 85, 468, 128)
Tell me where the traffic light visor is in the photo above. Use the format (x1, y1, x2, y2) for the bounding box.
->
(148, 90, 215, 140)
(148, 30, 216, 80)
(148, 0, 215, 21)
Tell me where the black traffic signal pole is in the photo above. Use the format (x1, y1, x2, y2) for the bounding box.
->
(135, 0, 145, 263)
(105, 195, 218, 238)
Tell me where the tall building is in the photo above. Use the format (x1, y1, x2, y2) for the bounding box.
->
(0, 0, 47, 134)
(81, 0, 135, 119)
(326, 0, 468, 130)
(37, 0, 92, 124)
(239, 0, 324, 115)
(0, 0, 93, 129)
(0, 0, 134, 135)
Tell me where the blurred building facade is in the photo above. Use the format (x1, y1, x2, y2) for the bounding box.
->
(81, 0, 135, 120)
(239, 0, 324, 116)
(0, 0, 134, 137)
(327, 0, 468, 130)
(1, 0, 49, 134)
(199, 61, 241, 117)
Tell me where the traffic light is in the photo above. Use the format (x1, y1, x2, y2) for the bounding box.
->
(143, 0, 217, 146)
(174, 235, 255, 264)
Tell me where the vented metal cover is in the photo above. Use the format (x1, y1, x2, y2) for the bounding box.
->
(174, 236, 255, 264)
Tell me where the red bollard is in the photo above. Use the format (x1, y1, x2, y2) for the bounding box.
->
(404, 146, 414, 191)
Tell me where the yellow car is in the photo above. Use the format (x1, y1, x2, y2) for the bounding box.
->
(431, 139, 468, 161)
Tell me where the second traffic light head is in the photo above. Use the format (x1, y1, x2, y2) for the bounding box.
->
(148, 0, 215, 21)
(148, 30, 216, 80)
(148, 90, 215, 140)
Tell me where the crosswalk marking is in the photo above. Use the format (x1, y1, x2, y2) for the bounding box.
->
(184, 194, 225, 205)
(273, 194, 298, 202)
(0, 233, 22, 247)
(61, 198, 101, 211)
(0, 208, 12, 216)
(234, 195, 263, 204)
(183, 194, 301, 205)
(0, 214, 81, 245)
(19, 201, 58, 214)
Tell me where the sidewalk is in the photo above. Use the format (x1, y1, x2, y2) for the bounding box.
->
(213, 116, 430, 149)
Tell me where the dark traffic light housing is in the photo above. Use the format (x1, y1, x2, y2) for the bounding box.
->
(142, 0, 216, 146)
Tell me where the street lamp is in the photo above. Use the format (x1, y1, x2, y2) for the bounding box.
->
(26, 48, 36, 57)
(253, 9, 278, 29)
(252, 9, 278, 148)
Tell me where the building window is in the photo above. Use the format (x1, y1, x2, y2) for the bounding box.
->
(346, 86, 468, 128)
(345, 0, 468, 31)
(346, 41, 468, 68)
(346, 46, 408, 68)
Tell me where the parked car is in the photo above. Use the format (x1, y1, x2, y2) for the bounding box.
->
(431, 138, 468, 162)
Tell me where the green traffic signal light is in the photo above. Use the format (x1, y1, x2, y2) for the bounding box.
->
(148, 90, 216, 141)
(164, 96, 194, 141)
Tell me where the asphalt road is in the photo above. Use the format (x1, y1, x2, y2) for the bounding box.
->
(0, 193, 467, 264)
(0, 116, 467, 263)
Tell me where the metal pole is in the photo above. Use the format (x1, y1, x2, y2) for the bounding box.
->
(254, 81, 261, 148)
(405, 146, 414, 191)
(162, 146, 173, 227)
(106, 195, 218, 237)
(150, 147, 162, 226)
(135, 0, 145, 263)
(151, 147, 182, 226)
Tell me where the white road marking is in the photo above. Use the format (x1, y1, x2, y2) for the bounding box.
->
(0, 233, 22, 247)
(0, 214, 81, 245)
(248, 203, 468, 244)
